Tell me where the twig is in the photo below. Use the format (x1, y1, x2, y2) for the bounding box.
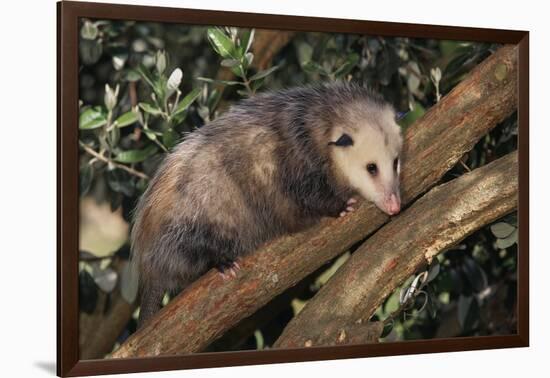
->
(79, 141, 150, 180)
(459, 159, 472, 172)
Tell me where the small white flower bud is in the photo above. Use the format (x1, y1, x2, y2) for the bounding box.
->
(104, 84, 120, 111)
(156, 50, 166, 75)
(112, 56, 125, 71)
(167, 68, 183, 93)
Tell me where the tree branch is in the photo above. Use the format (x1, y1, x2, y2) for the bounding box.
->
(110, 44, 518, 358)
(251, 30, 296, 71)
(274, 151, 518, 348)
(79, 141, 150, 181)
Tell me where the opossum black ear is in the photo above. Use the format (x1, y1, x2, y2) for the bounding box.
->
(329, 133, 354, 147)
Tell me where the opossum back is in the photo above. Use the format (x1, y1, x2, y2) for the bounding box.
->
(131, 127, 284, 285)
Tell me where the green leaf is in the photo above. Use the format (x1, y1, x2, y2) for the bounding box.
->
(120, 261, 139, 304)
(80, 21, 98, 40)
(207, 28, 237, 59)
(496, 229, 518, 249)
(296, 42, 314, 65)
(333, 53, 360, 78)
(236, 89, 250, 97)
(240, 29, 255, 54)
(197, 77, 241, 86)
(249, 65, 280, 81)
(171, 109, 189, 125)
(114, 145, 158, 163)
(405, 61, 422, 94)
(244, 52, 254, 67)
(426, 260, 440, 283)
(143, 128, 158, 141)
(79, 107, 107, 129)
(162, 128, 179, 149)
(115, 111, 138, 128)
(462, 257, 488, 292)
(125, 69, 141, 82)
(302, 61, 326, 75)
(490, 222, 516, 239)
(230, 65, 245, 77)
(136, 64, 156, 90)
(440, 41, 463, 56)
(251, 77, 265, 92)
(220, 59, 240, 68)
(207, 89, 222, 111)
(398, 102, 425, 129)
(139, 102, 163, 116)
(108, 126, 120, 147)
(384, 290, 400, 314)
(254, 330, 264, 350)
(93, 267, 118, 293)
(136, 178, 148, 193)
(380, 321, 394, 338)
(173, 88, 201, 116)
(79, 164, 94, 196)
(79, 39, 103, 65)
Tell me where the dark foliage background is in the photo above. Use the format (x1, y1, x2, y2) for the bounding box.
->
(77, 19, 517, 355)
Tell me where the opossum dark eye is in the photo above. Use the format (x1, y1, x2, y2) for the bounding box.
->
(366, 163, 378, 176)
(329, 133, 354, 147)
(393, 158, 399, 171)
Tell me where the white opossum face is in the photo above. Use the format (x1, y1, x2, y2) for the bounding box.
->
(330, 107, 403, 215)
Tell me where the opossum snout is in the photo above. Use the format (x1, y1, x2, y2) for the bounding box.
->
(382, 192, 401, 215)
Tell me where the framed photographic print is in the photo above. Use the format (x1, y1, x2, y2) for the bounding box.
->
(57, 1, 529, 376)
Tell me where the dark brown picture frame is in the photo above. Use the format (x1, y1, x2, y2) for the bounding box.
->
(57, 1, 529, 376)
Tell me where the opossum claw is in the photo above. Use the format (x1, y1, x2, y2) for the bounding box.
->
(217, 260, 241, 280)
(339, 199, 357, 217)
(347, 198, 357, 205)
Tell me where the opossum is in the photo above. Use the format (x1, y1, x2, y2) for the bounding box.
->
(131, 82, 403, 327)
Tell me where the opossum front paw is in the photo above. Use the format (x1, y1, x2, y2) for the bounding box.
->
(216, 259, 241, 280)
(339, 198, 357, 217)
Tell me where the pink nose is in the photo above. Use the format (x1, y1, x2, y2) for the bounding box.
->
(385, 193, 401, 215)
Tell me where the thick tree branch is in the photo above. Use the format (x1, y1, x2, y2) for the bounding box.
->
(274, 151, 518, 348)
(110, 45, 517, 358)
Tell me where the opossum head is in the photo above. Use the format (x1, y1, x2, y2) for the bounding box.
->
(329, 103, 403, 215)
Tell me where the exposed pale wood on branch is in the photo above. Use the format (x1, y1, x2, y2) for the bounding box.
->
(110, 44, 517, 358)
(274, 151, 518, 348)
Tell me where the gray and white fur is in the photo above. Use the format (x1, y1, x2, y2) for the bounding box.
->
(131, 82, 403, 327)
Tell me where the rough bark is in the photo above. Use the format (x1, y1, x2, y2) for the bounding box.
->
(110, 45, 517, 358)
(274, 151, 518, 348)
